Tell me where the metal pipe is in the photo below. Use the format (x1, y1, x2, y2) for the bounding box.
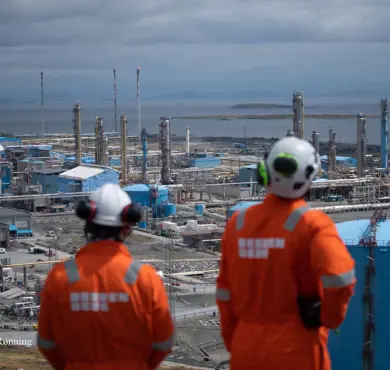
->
(380, 98, 388, 169)
(120, 114, 127, 182)
(73, 103, 82, 166)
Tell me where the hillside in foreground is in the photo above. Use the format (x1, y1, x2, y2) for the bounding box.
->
(0, 346, 199, 369)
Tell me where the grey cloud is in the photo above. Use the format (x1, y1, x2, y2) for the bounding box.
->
(0, 0, 389, 50)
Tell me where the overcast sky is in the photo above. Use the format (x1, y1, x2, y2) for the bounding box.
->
(1, 0, 389, 102)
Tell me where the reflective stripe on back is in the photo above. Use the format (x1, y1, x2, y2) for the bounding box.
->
(283, 205, 310, 232)
(64, 259, 80, 283)
(124, 260, 142, 285)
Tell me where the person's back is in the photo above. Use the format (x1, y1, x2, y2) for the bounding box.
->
(37, 184, 174, 370)
(216, 137, 356, 370)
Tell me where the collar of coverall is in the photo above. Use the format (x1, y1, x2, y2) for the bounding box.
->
(77, 240, 131, 257)
(263, 193, 307, 206)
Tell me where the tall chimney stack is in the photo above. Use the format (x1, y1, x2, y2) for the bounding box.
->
(120, 114, 127, 182)
(73, 103, 82, 166)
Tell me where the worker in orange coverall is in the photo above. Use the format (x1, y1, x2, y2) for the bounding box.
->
(216, 137, 356, 370)
(37, 184, 174, 370)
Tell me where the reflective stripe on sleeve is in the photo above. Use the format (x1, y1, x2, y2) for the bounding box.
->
(37, 334, 56, 350)
(64, 259, 80, 283)
(236, 209, 247, 231)
(283, 205, 310, 232)
(124, 260, 142, 285)
(216, 288, 231, 301)
(152, 334, 174, 352)
(321, 268, 355, 288)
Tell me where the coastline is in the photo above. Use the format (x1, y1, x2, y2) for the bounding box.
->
(172, 114, 380, 120)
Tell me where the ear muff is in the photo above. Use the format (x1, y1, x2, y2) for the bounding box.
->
(122, 204, 142, 224)
(257, 160, 271, 187)
(76, 200, 97, 222)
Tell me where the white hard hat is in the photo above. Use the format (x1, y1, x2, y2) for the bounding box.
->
(76, 183, 142, 227)
(259, 137, 320, 199)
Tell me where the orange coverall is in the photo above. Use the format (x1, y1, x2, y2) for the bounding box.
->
(38, 241, 174, 370)
(216, 194, 356, 370)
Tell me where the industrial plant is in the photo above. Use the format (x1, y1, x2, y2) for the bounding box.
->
(0, 72, 390, 369)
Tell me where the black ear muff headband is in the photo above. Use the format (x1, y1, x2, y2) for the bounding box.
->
(76, 200, 142, 225)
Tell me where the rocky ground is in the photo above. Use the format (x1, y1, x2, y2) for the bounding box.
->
(0, 346, 201, 369)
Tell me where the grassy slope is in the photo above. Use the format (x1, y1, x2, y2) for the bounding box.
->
(0, 346, 198, 369)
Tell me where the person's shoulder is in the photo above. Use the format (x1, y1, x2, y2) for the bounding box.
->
(304, 209, 337, 233)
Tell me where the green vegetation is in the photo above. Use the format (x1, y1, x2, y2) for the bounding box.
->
(172, 114, 380, 120)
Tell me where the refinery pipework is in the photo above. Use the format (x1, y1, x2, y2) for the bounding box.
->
(73, 103, 82, 166)
(357, 113, 367, 178)
(137, 66, 141, 139)
(141, 127, 148, 183)
(120, 114, 127, 182)
(380, 98, 388, 169)
(328, 127, 337, 173)
(160, 117, 172, 185)
(292, 91, 304, 139)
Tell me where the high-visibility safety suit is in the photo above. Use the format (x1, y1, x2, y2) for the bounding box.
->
(37, 241, 174, 370)
(216, 194, 356, 370)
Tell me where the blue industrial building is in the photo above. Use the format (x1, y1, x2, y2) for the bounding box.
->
(31, 165, 118, 193)
(320, 155, 357, 172)
(123, 184, 169, 208)
(57, 165, 119, 193)
(0, 207, 33, 237)
(31, 168, 67, 194)
(189, 156, 222, 169)
(0, 137, 22, 147)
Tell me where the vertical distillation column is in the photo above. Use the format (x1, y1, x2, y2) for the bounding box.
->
(73, 103, 82, 166)
(312, 130, 320, 153)
(362, 210, 378, 370)
(357, 113, 367, 178)
(41, 71, 45, 136)
(141, 127, 148, 183)
(95, 117, 105, 165)
(113, 69, 117, 133)
(312, 130, 320, 175)
(328, 128, 337, 173)
(292, 91, 304, 139)
(185, 127, 190, 165)
(137, 67, 141, 139)
(160, 117, 171, 185)
(380, 98, 388, 169)
(120, 115, 127, 182)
